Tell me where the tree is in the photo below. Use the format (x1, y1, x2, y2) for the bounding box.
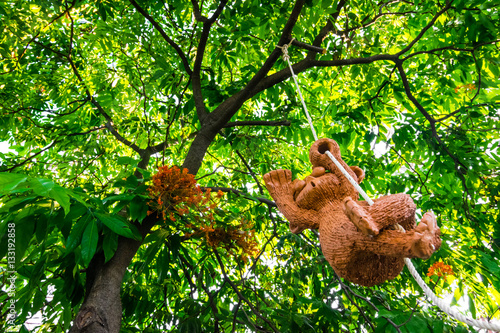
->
(0, 0, 499, 332)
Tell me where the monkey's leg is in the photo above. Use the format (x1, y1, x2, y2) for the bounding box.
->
(357, 212, 441, 259)
(368, 193, 417, 231)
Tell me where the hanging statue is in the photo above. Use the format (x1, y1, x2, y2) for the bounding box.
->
(264, 138, 442, 286)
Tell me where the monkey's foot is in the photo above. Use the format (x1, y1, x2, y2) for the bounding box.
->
(344, 197, 379, 236)
(411, 212, 441, 259)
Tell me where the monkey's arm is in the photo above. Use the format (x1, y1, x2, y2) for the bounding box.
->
(264, 169, 319, 233)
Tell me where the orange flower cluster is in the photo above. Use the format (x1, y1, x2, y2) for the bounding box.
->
(148, 166, 258, 262)
(148, 165, 200, 216)
(199, 220, 259, 262)
(454, 83, 476, 94)
(427, 261, 454, 278)
(147, 165, 225, 223)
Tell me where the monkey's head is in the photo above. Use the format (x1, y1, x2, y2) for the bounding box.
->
(291, 138, 365, 210)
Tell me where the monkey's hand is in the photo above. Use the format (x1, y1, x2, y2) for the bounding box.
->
(264, 169, 318, 233)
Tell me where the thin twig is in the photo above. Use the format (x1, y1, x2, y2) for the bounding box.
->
(202, 187, 276, 208)
(213, 249, 279, 332)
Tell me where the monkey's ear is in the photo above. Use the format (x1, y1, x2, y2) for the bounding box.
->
(350, 166, 365, 183)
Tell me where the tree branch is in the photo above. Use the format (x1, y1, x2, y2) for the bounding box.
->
(397, 2, 453, 56)
(0, 1, 77, 74)
(128, 0, 192, 76)
(191, 0, 206, 22)
(240, 0, 305, 94)
(396, 61, 470, 194)
(403, 39, 499, 61)
(436, 102, 499, 122)
(90, 98, 142, 153)
(191, 0, 229, 123)
(2, 140, 58, 172)
(390, 147, 430, 194)
(34, 39, 144, 154)
(208, 0, 228, 24)
(182, 0, 306, 174)
(249, 54, 397, 97)
(201, 187, 277, 208)
(309, 0, 346, 53)
(291, 39, 325, 54)
(235, 150, 265, 195)
(395, 62, 436, 125)
(213, 249, 279, 332)
(339, 10, 418, 36)
(223, 120, 291, 128)
(470, 51, 481, 103)
(68, 126, 107, 137)
(336, 276, 376, 331)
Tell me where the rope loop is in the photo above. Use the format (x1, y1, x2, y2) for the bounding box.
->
(277, 38, 295, 62)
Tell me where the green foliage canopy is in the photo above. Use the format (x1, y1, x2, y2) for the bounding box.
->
(0, 0, 499, 332)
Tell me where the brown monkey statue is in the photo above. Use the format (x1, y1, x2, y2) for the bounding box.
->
(264, 138, 441, 286)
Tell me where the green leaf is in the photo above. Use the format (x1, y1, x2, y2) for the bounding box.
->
(0, 172, 27, 193)
(95, 212, 141, 240)
(117, 156, 135, 165)
(133, 184, 149, 194)
(292, 313, 305, 327)
(468, 292, 476, 319)
(129, 195, 148, 222)
(32, 289, 45, 314)
(480, 255, 500, 274)
(136, 168, 151, 181)
(179, 318, 201, 333)
(404, 315, 429, 333)
(169, 233, 181, 259)
(379, 309, 398, 319)
(48, 186, 71, 215)
(98, 3, 107, 21)
(29, 178, 55, 196)
(103, 231, 118, 263)
(113, 175, 139, 189)
(66, 190, 89, 207)
(66, 214, 91, 253)
(430, 319, 444, 333)
(103, 193, 135, 204)
(15, 216, 36, 264)
(35, 214, 48, 242)
(0, 218, 10, 261)
(453, 284, 463, 304)
(0, 196, 37, 214)
(125, 175, 138, 188)
(81, 219, 99, 266)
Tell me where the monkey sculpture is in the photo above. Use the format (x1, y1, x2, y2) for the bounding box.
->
(264, 138, 441, 286)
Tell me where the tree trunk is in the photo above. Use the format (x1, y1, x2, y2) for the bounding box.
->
(69, 217, 157, 333)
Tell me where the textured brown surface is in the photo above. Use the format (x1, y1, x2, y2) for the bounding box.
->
(264, 138, 441, 286)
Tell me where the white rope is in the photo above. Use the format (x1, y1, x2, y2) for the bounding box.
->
(279, 42, 500, 332)
(404, 257, 500, 331)
(277, 39, 318, 141)
(278, 40, 372, 205)
(324, 150, 374, 206)
(395, 226, 500, 331)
